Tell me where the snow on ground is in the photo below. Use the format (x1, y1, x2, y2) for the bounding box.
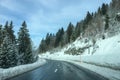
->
(65, 60, 120, 80)
(0, 58, 46, 80)
(40, 34, 120, 80)
(40, 34, 120, 69)
(82, 34, 120, 70)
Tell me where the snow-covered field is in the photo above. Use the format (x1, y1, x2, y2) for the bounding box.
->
(39, 34, 120, 80)
(0, 58, 46, 80)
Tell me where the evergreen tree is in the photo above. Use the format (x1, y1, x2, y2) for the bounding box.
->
(61, 28, 64, 36)
(55, 29, 61, 47)
(83, 11, 93, 32)
(67, 22, 74, 43)
(59, 28, 64, 47)
(3, 21, 9, 38)
(0, 44, 6, 68)
(45, 33, 50, 46)
(44, 33, 50, 50)
(85, 11, 93, 24)
(101, 3, 108, 15)
(18, 21, 33, 64)
(8, 21, 16, 42)
(98, 7, 102, 15)
(39, 39, 47, 53)
(105, 14, 109, 31)
(4, 21, 8, 29)
(55, 28, 64, 47)
(70, 29, 76, 42)
(62, 32, 68, 45)
(49, 34, 55, 49)
(3, 21, 16, 43)
(75, 22, 81, 38)
(0, 34, 17, 68)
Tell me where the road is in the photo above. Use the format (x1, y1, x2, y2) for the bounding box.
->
(6, 60, 109, 80)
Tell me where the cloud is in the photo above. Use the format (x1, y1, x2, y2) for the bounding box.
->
(38, 0, 59, 9)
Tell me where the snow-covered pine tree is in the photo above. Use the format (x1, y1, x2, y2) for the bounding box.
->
(70, 28, 76, 42)
(0, 34, 17, 68)
(0, 45, 6, 68)
(39, 39, 47, 53)
(3, 21, 16, 43)
(105, 14, 109, 31)
(67, 22, 74, 43)
(2, 21, 8, 39)
(0, 25, 5, 68)
(18, 21, 34, 64)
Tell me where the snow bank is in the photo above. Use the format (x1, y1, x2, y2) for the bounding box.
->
(65, 60, 120, 80)
(0, 58, 46, 80)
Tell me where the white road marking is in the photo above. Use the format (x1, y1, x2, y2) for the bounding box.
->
(54, 69, 58, 73)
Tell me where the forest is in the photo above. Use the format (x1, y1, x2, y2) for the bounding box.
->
(0, 21, 36, 68)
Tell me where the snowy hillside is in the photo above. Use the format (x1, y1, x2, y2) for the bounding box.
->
(82, 34, 120, 70)
(40, 34, 120, 68)
(39, 33, 120, 80)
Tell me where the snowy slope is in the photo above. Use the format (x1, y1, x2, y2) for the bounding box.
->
(40, 34, 120, 80)
(82, 34, 120, 70)
(0, 58, 46, 80)
(41, 34, 120, 69)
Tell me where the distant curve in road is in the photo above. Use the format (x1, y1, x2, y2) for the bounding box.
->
(6, 60, 109, 80)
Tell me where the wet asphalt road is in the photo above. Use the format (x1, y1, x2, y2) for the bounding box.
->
(6, 60, 109, 80)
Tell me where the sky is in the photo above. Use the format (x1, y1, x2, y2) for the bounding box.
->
(0, 0, 112, 47)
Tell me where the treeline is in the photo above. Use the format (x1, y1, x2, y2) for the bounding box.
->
(0, 21, 36, 68)
(39, 0, 120, 53)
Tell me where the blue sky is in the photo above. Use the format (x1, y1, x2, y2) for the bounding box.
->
(0, 0, 112, 47)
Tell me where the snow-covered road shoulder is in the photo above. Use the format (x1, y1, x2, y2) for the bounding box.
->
(66, 60, 120, 80)
(0, 58, 46, 80)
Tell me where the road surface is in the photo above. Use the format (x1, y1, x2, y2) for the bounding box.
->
(6, 60, 109, 80)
